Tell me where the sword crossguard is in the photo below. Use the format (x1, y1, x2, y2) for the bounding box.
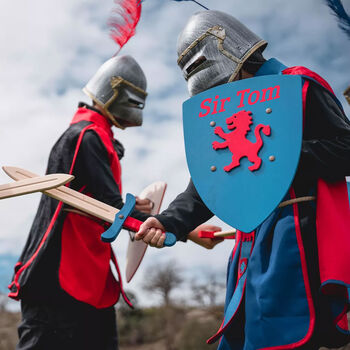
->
(101, 193, 136, 243)
(100, 193, 177, 247)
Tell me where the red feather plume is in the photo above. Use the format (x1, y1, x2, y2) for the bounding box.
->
(108, 0, 142, 50)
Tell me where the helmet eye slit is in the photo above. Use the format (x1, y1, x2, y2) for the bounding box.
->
(128, 98, 144, 109)
(186, 55, 207, 75)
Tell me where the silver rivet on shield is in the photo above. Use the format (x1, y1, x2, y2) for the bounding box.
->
(266, 108, 272, 114)
(210, 121, 216, 127)
(269, 155, 275, 161)
(210, 166, 217, 172)
(119, 214, 124, 219)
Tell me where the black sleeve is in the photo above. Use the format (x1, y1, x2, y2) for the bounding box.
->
(294, 81, 350, 185)
(155, 179, 213, 241)
(73, 130, 150, 221)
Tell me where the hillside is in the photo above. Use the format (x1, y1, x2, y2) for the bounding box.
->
(1, 307, 349, 350)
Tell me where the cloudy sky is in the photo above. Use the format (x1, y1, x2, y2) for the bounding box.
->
(0, 0, 349, 307)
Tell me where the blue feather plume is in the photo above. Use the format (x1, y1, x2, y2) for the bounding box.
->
(173, 0, 209, 10)
(324, 0, 350, 38)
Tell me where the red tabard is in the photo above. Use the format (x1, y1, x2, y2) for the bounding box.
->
(59, 107, 124, 309)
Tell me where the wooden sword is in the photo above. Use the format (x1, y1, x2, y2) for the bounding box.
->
(1, 166, 176, 247)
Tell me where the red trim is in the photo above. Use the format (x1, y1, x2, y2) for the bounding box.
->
(207, 232, 255, 344)
(334, 305, 348, 329)
(207, 279, 248, 344)
(282, 66, 335, 95)
(14, 262, 22, 270)
(70, 107, 113, 138)
(238, 258, 248, 279)
(301, 80, 310, 129)
(8, 202, 63, 299)
(211, 319, 225, 345)
(8, 123, 94, 300)
(259, 188, 315, 350)
(111, 249, 133, 308)
(69, 125, 92, 175)
(231, 230, 241, 260)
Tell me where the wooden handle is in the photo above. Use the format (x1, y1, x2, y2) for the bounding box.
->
(199, 229, 236, 239)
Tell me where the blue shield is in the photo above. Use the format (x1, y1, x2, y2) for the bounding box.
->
(183, 75, 303, 232)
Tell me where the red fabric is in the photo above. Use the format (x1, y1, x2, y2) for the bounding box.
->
(60, 214, 121, 308)
(316, 180, 350, 288)
(283, 67, 350, 306)
(283, 66, 335, 95)
(59, 107, 127, 308)
(71, 107, 122, 192)
(336, 307, 349, 331)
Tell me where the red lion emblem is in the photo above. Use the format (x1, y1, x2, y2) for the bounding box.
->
(212, 110, 271, 172)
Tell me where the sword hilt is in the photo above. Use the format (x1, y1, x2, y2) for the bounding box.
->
(100, 193, 176, 247)
(198, 230, 236, 239)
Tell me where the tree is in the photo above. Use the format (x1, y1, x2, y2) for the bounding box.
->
(143, 260, 183, 307)
(143, 261, 184, 350)
(191, 270, 225, 307)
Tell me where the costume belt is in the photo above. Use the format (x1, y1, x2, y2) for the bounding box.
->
(278, 196, 315, 208)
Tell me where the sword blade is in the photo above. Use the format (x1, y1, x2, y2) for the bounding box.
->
(0, 173, 74, 199)
(3, 166, 177, 246)
(2, 166, 119, 223)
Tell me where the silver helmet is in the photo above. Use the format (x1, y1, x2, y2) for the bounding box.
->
(177, 10, 267, 96)
(83, 55, 147, 128)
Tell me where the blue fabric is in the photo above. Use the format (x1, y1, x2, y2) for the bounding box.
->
(219, 204, 311, 349)
(223, 240, 252, 328)
(219, 58, 311, 349)
(224, 241, 241, 311)
(255, 58, 287, 76)
(218, 239, 244, 350)
(245, 205, 310, 349)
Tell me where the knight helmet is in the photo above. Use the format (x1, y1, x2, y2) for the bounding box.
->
(177, 10, 267, 96)
(83, 55, 147, 129)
